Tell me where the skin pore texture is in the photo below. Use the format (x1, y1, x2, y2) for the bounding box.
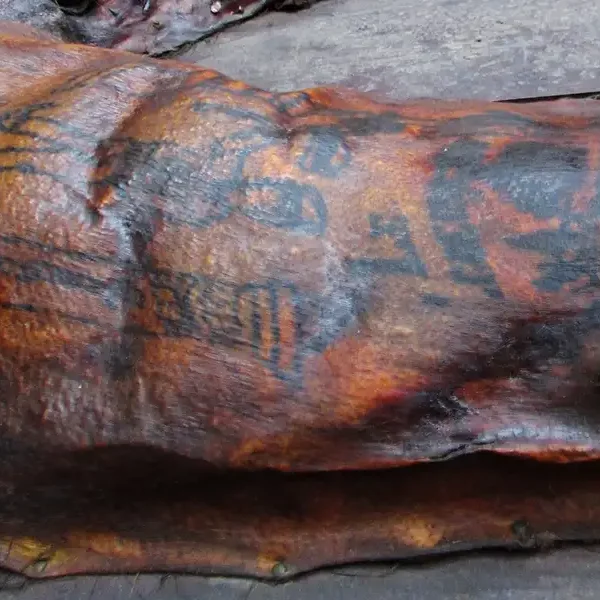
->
(2, 25, 600, 472)
(3, 23, 600, 580)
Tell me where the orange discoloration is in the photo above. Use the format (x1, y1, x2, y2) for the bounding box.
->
(3, 24, 600, 578)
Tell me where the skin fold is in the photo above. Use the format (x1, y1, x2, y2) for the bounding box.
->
(4, 22, 600, 581)
(1, 24, 600, 475)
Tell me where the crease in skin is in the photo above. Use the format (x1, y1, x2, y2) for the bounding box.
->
(2, 23, 600, 470)
(5, 25, 600, 580)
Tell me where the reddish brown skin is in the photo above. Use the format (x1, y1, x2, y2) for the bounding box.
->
(0, 0, 275, 55)
(2, 25, 600, 578)
(3, 453, 600, 579)
(2, 26, 600, 472)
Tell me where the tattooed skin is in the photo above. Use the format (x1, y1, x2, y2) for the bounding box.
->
(1, 27, 600, 471)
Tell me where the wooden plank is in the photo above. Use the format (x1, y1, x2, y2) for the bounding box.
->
(3, 547, 600, 599)
(181, 0, 600, 100)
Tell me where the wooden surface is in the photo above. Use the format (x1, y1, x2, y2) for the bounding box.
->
(183, 0, 600, 100)
(3, 547, 600, 599)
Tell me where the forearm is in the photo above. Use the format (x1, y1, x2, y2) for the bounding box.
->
(1, 29, 600, 470)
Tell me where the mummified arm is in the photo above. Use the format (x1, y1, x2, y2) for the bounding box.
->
(1, 25, 600, 470)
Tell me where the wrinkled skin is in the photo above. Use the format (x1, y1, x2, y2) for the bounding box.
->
(0, 0, 284, 55)
(2, 25, 600, 472)
(2, 24, 600, 578)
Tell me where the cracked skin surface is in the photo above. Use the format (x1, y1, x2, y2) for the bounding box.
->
(4, 23, 600, 580)
(2, 24, 600, 473)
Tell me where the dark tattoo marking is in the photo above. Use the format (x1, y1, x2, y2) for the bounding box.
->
(273, 91, 313, 115)
(507, 219, 600, 294)
(232, 282, 292, 378)
(241, 179, 327, 235)
(146, 273, 357, 383)
(427, 139, 503, 298)
(0, 234, 358, 383)
(0, 99, 330, 237)
(486, 142, 588, 219)
(436, 110, 563, 137)
(492, 142, 596, 295)
(0, 301, 106, 327)
(345, 212, 427, 278)
(95, 138, 329, 235)
(295, 128, 352, 178)
(1, 65, 407, 240)
(95, 139, 236, 230)
(0, 254, 121, 308)
(346, 257, 425, 277)
(422, 293, 452, 307)
(0, 233, 115, 265)
(193, 90, 406, 179)
(292, 111, 406, 178)
(427, 125, 597, 298)
(0, 64, 370, 379)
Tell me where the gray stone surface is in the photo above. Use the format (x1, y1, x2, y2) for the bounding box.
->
(3, 548, 600, 599)
(182, 0, 600, 100)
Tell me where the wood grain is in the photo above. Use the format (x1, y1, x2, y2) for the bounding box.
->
(3, 546, 600, 599)
(183, 0, 600, 100)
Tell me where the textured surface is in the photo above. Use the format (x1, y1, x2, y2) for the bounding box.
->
(0, 0, 294, 55)
(184, 0, 600, 100)
(4, 454, 600, 578)
(2, 26, 600, 580)
(4, 546, 600, 599)
(3, 0, 600, 595)
(2, 0, 600, 95)
(3, 30, 600, 474)
(2, 0, 600, 598)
